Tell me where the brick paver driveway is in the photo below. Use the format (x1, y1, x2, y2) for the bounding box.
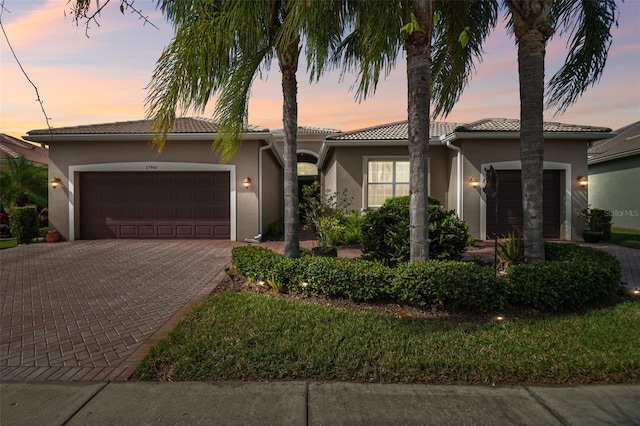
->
(1, 240, 237, 382)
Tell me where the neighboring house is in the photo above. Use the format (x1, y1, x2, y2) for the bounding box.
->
(588, 121, 640, 230)
(318, 119, 613, 241)
(0, 133, 49, 171)
(23, 117, 613, 242)
(23, 118, 283, 242)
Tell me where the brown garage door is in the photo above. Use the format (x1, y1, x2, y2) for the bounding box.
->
(486, 170, 560, 239)
(80, 172, 230, 239)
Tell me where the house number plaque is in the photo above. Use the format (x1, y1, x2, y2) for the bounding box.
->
(145, 165, 158, 170)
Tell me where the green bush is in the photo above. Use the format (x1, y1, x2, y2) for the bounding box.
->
(231, 242, 622, 313)
(361, 196, 472, 265)
(8, 206, 39, 244)
(506, 242, 622, 310)
(392, 261, 505, 311)
(342, 211, 364, 245)
(265, 218, 284, 240)
(297, 256, 392, 302)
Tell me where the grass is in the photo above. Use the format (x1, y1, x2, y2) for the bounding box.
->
(610, 227, 640, 249)
(134, 292, 640, 385)
(0, 238, 17, 249)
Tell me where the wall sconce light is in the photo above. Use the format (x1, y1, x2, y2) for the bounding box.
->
(469, 176, 480, 187)
(577, 176, 588, 187)
(242, 177, 251, 189)
(50, 177, 62, 189)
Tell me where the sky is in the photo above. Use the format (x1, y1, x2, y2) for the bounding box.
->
(1, 0, 639, 140)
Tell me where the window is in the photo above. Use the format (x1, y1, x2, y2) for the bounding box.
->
(366, 159, 410, 208)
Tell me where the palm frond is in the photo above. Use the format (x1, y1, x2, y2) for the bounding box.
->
(431, 0, 499, 118)
(545, 0, 618, 114)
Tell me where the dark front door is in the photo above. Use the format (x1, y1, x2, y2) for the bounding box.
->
(80, 172, 230, 239)
(486, 170, 560, 239)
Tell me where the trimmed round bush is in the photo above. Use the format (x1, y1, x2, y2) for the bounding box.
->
(361, 196, 472, 265)
(392, 260, 505, 312)
(506, 242, 622, 310)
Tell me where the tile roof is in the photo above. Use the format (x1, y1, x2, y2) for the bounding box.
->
(272, 126, 342, 135)
(326, 121, 459, 141)
(455, 118, 612, 133)
(588, 121, 640, 163)
(26, 117, 269, 136)
(0, 133, 49, 166)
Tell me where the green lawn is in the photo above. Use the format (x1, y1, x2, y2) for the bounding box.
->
(0, 238, 17, 249)
(610, 227, 640, 249)
(134, 292, 640, 385)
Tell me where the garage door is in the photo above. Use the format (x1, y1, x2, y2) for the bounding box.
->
(79, 172, 230, 239)
(486, 170, 560, 239)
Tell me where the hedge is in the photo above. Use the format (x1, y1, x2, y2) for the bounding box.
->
(231, 242, 623, 312)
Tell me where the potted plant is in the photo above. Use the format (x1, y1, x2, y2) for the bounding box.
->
(300, 181, 351, 257)
(579, 206, 611, 243)
(45, 229, 59, 242)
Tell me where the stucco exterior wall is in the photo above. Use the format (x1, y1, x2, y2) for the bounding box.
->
(260, 148, 284, 233)
(48, 138, 275, 241)
(589, 155, 640, 229)
(320, 145, 449, 212)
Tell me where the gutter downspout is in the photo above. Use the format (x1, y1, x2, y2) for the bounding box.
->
(442, 135, 463, 219)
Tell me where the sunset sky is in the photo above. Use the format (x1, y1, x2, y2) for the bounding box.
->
(1, 0, 639, 140)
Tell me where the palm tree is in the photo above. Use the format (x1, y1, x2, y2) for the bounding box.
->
(144, 0, 347, 258)
(336, 0, 497, 261)
(506, 0, 618, 260)
(0, 156, 48, 209)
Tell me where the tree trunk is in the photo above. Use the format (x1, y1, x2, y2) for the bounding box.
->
(509, 0, 553, 261)
(277, 38, 301, 258)
(406, 0, 433, 262)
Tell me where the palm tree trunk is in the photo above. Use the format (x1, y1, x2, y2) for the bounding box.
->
(277, 38, 301, 258)
(510, 0, 553, 262)
(406, 0, 433, 262)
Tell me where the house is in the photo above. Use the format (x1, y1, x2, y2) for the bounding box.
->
(318, 119, 613, 241)
(272, 126, 341, 200)
(588, 121, 640, 230)
(0, 133, 49, 171)
(23, 118, 283, 242)
(24, 117, 613, 242)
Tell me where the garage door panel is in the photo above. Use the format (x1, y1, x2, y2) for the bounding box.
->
(195, 225, 212, 236)
(157, 226, 175, 236)
(80, 171, 231, 240)
(119, 225, 137, 237)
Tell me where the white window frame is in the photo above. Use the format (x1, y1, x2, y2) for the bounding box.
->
(362, 156, 411, 210)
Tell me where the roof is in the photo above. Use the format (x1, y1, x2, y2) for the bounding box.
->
(455, 118, 612, 133)
(0, 133, 49, 166)
(26, 117, 269, 136)
(272, 126, 341, 135)
(588, 121, 640, 164)
(326, 121, 459, 141)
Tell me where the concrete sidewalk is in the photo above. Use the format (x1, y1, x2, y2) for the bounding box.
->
(2, 381, 639, 425)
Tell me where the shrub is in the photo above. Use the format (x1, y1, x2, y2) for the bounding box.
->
(392, 261, 505, 311)
(297, 256, 392, 302)
(361, 196, 472, 265)
(8, 206, 39, 244)
(265, 218, 284, 240)
(300, 181, 352, 251)
(506, 242, 622, 310)
(342, 211, 364, 245)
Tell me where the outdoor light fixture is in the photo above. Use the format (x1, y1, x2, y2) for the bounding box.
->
(50, 177, 62, 189)
(578, 176, 588, 187)
(243, 177, 251, 189)
(469, 176, 480, 187)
